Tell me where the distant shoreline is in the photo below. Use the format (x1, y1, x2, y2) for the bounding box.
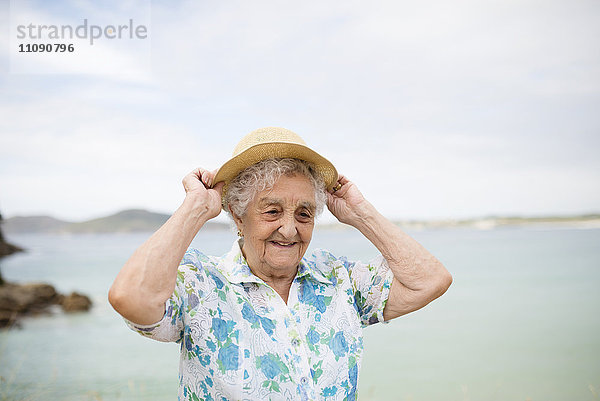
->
(391, 215, 600, 231)
(318, 213, 600, 231)
(3, 209, 599, 234)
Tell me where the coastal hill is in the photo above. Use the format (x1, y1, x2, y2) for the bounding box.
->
(4, 209, 230, 234)
(3, 215, 69, 234)
(3, 209, 599, 234)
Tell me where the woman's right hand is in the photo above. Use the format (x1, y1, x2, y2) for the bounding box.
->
(109, 167, 225, 325)
(182, 168, 225, 220)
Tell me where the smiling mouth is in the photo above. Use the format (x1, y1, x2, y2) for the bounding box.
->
(269, 240, 297, 248)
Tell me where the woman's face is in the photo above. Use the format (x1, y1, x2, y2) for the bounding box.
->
(235, 173, 316, 277)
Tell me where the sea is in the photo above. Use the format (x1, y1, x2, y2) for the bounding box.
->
(0, 225, 599, 401)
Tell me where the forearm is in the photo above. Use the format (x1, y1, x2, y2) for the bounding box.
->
(109, 195, 212, 324)
(350, 201, 452, 300)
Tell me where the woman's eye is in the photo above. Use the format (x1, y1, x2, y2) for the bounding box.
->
(266, 210, 279, 215)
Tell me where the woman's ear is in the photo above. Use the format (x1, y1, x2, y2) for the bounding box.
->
(228, 205, 243, 232)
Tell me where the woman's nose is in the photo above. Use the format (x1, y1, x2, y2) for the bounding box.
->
(278, 214, 297, 238)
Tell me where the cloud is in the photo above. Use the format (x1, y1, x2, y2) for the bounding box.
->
(1, 0, 599, 220)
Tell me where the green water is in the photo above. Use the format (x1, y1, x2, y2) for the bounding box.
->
(1, 227, 599, 400)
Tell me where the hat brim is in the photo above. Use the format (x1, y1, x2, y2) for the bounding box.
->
(213, 142, 338, 193)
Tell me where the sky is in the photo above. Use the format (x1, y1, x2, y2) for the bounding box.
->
(1, 0, 599, 223)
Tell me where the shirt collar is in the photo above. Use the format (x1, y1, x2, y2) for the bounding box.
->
(216, 240, 262, 285)
(296, 257, 332, 285)
(216, 240, 332, 286)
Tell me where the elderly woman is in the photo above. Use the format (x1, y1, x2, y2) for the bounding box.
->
(109, 127, 452, 400)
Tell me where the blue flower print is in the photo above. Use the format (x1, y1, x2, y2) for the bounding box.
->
(199, 354, 211, 367)
(218, 343, 239, 371)
(300, 280, 327, 313)
(241, 303, 259, 325)
(164, 304, 173, 319)
(314, 296, 326, 313)
(353, 290, 365, 314)
(185, 334, 193, 352)
(329, 331, 348, 359)
(307, 327, 320, 345)
(258, 354, 282, 380)
(188, 293, 199, 309)
(259, 316, 275, 336)
(347, 362, 358, 399)
(322, 386, 337, 397)
(212, 317, 229, 342)
(349, 361, 358, 386)
(212, 317, 237, 344)
(299, 280, 316, 303)
(181, 251, 197, 266)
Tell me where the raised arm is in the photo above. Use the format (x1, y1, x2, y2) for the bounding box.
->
(327, 175, 452, 321)
(108, 168, 224, 325)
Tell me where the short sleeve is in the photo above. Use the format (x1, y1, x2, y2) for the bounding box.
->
(343, 254, 394, 327)
(124, 248, 207, 343)
(124, 293, 184, 343)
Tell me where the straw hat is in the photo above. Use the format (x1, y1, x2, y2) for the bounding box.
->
(213, 127, 338, 193)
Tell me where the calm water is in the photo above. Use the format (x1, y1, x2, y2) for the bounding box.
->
(0, 226, 599, 401)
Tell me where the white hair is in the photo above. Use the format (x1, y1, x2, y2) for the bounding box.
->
(224, 158, 327, 219)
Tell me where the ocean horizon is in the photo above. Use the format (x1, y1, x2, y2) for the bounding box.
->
(1, 225, 599, 400)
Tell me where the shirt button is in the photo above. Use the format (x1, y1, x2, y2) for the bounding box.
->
(300, 376, 309, 385)
(292, 338, 300, 347)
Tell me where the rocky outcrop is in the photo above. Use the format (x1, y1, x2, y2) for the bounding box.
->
(0, 212, 24, 259)
(0, 211, 92, 328)
(0, 282, 58, 327)
(0, 282, 93, 328)
(0, 240, 24, 258)
(1, 211, 25, 286)
(60, 291, 93, 312)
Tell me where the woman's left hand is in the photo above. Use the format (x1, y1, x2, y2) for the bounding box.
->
(328, 174, 453, 322)
(326, 175, 371, 226)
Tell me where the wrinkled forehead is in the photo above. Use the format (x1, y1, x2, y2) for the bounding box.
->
(257, 196, 317, 212)
(255, 174, 317, 209)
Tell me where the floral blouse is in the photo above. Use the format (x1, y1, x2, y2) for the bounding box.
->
(126, 240, 393, 401)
